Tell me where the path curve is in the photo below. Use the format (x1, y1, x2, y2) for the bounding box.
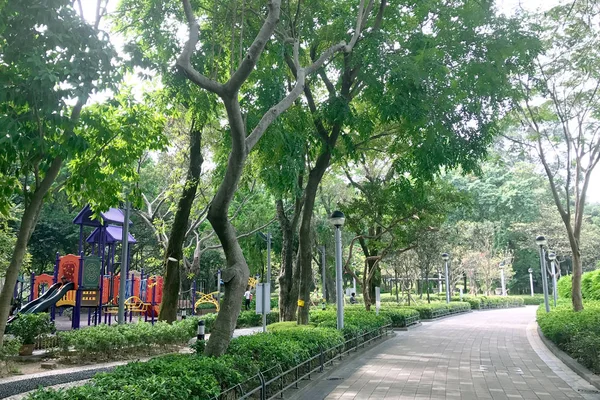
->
(299, 307, 600, 400)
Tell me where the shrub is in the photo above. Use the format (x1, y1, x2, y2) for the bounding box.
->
(537, 301, 600, 373)
(378, 308, 420, 327)
(581, 269, 600, 300)
(406, 304, 449, 319)
(267, 321, 311, 332)
(8, 313, 55, 345)
(557, 275, 572, 299)
(58, 319, 193, 360)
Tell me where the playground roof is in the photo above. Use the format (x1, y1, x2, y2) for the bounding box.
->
(86, 225, 137, 244)
(73, 205, 133, 227)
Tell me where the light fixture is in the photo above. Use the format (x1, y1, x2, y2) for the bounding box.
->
(329, 210, 345, 228)
(528, 268, 533, 274)
(441, 253, 449, 261)
(548, 252, 556, 261)
(535, 235, 547, 247)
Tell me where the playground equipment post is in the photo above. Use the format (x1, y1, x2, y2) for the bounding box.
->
(118, 201, 131, 324)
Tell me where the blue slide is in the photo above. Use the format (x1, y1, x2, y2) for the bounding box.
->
(17, 282, 62, 314)
(7, 281, 75, 324)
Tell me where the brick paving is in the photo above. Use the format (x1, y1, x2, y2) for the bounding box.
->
(299, 307, 600, 400)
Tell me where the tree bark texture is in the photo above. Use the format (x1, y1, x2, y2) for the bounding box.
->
(0, 157, 63, 346)
(296, 150, 331, 324)
(203, 95, 251, 356)
(276, 200, 300, 321)
(159, 127, 203, 323)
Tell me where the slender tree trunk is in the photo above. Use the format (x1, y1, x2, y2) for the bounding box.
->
(204, 95, 250, 356)
(395, 270, 399, 303)
(325, 270, 335, 303)
(569, 234, 583, 311)
(0, 157, 62, 345)
(362, 261, 372, 311)
(277, 200, 299, 321)
(296, 150, 331, 324)
(426, 271, 431, 304)
(159, 127, 203, 322)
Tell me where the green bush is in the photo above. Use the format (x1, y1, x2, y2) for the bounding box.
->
(267, 321, 311, 332)
(378, 308, 420, 327)
(58, 319, 193, 360)
(537, 301, 600, 373)
(557, 275, 572, 299)
(406, 304, 449, 319)
(8, 313, 55, 345)
(581, 269, 600, 300)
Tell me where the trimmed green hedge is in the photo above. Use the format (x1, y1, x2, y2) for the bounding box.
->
(452, 296, 524, 309)
(58, 319, 195, 360)
(537, 301, 600, 373)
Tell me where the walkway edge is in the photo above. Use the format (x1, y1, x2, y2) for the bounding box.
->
(537, 325, 600, 391)
(286, 332, 395, 400)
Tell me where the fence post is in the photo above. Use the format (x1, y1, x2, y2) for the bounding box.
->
(258, 371, 266, 400)
(319, 345, 324, 372)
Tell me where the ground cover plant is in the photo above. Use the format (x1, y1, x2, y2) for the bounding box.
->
(537, 301, 600, 374)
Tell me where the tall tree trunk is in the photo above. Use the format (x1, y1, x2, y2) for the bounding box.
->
(296, 150, 331, 324)
(277, 200, 299, 321)
(204, 95, 250, 356)
(569, 233, 583, 311)
(159, 126, 203, 322)
(0, 157, 62, 345)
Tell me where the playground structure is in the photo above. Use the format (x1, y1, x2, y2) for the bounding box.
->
(10, 206, 171, 328)
(193, 275, 259, 312)
(9, 205, 264, 329)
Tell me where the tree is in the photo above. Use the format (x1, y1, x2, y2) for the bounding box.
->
(508, 1, 600, 310)
(294, 0, 540, 323)
(0, 0, 119, 344)
(117, 0, 367, 355)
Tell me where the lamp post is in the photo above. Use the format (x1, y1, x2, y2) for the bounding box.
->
(528, 268, 534, 297)
(548, 251, 557, 307)
(441, 253, 450, 303)
(499, 261, 506, 296)
(330, 211, 345, 330)
(320, 246, 326, 300)
(258, 232, 272, 333)
(535, 235, 550, 312)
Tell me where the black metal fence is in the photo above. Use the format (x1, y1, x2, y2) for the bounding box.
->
(210, 324, 393, 400)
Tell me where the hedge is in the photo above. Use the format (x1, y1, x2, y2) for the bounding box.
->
(452, 296, 524, 309)
(537, 301, 600, 373)
(558, 270, 600, 301)
(58, 319, 195, 361)
(27, 313, 382, 400)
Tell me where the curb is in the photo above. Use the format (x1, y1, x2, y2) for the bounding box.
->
(421, 310, 472, 322)
(536, 326, 600, 391)
(394, 322, 422, 331)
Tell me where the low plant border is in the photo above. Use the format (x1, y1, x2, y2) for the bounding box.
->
(537, 327, 600, 391)
(211, 324, 393, 400)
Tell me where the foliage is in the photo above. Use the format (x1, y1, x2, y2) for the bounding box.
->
(58, 319, 193, 360)
(537, 302, 600, 373)
(558, 271, 600, 301)
(0, 337, 21, 370)
(557, 275, 573, 300)
(28, 316, 376, 400)
(8, 313, 55, 345)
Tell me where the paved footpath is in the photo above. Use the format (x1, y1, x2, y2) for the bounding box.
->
(299, 307, 600, 400)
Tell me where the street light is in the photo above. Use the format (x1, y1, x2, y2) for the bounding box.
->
(548, 251, 557, 307)
(535, 235, 550, 312)
(499, 261, 506, 296)
(528, 268, 534, 297)
(330, 210, 345, 330)
(441, 253, 450, 303)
